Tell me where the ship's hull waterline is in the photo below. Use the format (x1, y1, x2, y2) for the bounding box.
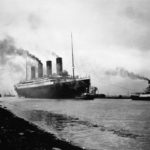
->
(15, 78, 90, 99)
(131, 95, 150, 101)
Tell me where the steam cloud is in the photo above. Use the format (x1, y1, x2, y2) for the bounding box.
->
(51, 52, 59, 57)
(28, 13, 42, 30)
(105, 67, 149, 81)
(0, 36, 42, 64)
(0, 36, 42, 95)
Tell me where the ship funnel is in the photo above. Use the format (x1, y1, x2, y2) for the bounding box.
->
(46, 60, 52, 76)
(56, 57, 63, 75)
(38, 62, 43, 78)
(31, 66, 36, 79)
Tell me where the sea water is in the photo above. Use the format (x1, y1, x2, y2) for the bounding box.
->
(1, 97, 150, 150)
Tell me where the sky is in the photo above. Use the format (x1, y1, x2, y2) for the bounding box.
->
(0, 0, 150, 95)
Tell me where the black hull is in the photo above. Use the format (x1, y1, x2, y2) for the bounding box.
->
(131, 95, 150, 101)
(75, 95, 95, 100)
(15, 79, 90, 99)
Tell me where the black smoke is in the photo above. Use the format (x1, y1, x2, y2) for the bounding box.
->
(0, 36, 42, 64)
(0, 36, 42, 95)
(105, 67, 149, 81)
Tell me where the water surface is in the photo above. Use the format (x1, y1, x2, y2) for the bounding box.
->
(1, 97, 150, 150)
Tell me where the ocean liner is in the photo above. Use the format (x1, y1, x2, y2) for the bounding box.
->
(15, 36, 91, 99)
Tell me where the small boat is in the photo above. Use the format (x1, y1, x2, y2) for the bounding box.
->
(75, 92, 96, 100)
(130, 79, 150, 101)
(131, 93, 150, 101)
(75, 86, 97, 100)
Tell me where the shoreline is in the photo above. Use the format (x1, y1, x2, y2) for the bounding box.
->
(0, 104, 86, 150)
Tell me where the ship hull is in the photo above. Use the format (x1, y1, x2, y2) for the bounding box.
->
(15, 79, 90, 99)
(131, 95, 150, 101)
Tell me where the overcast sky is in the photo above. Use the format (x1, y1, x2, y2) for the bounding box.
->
(0, 0, 150, 95)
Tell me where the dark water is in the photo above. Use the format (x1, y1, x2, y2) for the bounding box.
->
(1, 98, 150, 150)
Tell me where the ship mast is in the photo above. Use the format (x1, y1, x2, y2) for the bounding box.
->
(26, 52, 28, 80)
(71, 33, 75, 79)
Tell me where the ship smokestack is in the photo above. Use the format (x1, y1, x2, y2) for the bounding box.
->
(46, 61, 52, 76)
(56, 57, 63, 75)
(38, 62, 43, 78)
(31, 66, 36, 79)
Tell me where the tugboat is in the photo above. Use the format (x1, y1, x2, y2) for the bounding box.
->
(75, 93, 95, 100)
(131, 93, 150, 101)
(131, 80, 150, 101)
(75, 87, 97, 100)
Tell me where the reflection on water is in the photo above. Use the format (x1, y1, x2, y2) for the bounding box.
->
(2, 98, 150, 150)
(25, 110, 139, 138)
(23, 109, 145, 150)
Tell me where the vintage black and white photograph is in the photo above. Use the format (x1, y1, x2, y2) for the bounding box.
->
(0, 0, 150, 150)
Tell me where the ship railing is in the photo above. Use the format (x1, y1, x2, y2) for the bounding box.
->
(17, 74, 90, 85)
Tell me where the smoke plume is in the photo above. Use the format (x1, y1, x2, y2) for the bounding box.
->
(0, 36, 42, 64)
(51, 52, 59, 57)
(28, 13, 42, 30)
(105, 67, 149, 81)
(0, 36, 42, 95)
